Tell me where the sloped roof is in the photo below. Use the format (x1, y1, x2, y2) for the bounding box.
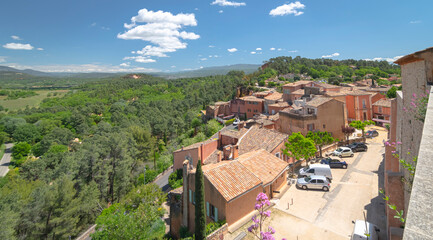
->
(203, 149, 288, 202)
(264, 92, 283, 101)
(268, 102, 290, 108)
(373, 98, 392, 108)
(306, 97, 334, 107)
(291, 89, 305, 95)
(238, 127, 288, 155)
(395, 47, 433, 65)
(241, 96, 265, 102)
(237, 149, 288, 185)
(203, 161, 261, 202)
(283, 80, 313, 87)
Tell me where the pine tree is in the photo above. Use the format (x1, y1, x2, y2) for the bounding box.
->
(194, 160, 206, 240)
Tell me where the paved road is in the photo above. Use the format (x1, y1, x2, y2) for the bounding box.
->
(154, 167, 173, 192)
(0, 143, 14, 177)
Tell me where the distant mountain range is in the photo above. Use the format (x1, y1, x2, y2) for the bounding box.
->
(0, 64, 261, 80)
(153, 64, 261, 79)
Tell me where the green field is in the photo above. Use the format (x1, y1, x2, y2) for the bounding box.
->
(0, 90, 68, 111)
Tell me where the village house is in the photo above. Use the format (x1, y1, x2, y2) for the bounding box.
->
(372, 98, 391, 126)
(263, 92, 283, 114)
(240, 95, 264, 119)
(279, 96, 346, 139)
(175, 149, 288, 235)
(282, 80, 313, 102)
(173, 124, 289, 171)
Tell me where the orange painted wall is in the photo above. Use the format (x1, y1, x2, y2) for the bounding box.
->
(245, 101, 264, 119)
(174, 148, 199, 171)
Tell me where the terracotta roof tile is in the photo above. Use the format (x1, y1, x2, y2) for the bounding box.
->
(264, 92, 283, 101)
(203, 149, 288, 202)
(283, 80, 313, 87)
(291, 89, 305, 95)
(240, 96, 265, 102)
(373, 99, 392, 107)
(238, 127, 288, 155)
(306, 97, 333, 107)
(237, 149, 288, 185)
(204, 161, 261, 202)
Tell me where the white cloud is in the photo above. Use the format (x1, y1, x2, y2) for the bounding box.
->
(37, 48, 44, 51)
(288, 50, 298, 53)
(119, 8, 199, 62)
(270, 47, 276, 51)
(91, 22, 97, 27)
(195, 8, 199, 11)
(101, 26, 110, 30)
(123, 56, 156, 63)
(209, 45, 215, 48)
(256, 48, 262, 51)
(0, 56, 6, 63)
(6, 63, 158, 73)
(171, 65, 176, 68)
(322, 52, 340, 58)
(219, 10, 224, 13)
(409, 20, 422, 24)
(277, 48, 283, 51)
(211, 0, 246, 7)
(3, 43, 34, 50)
(250, 51, 256, 54)
(270, 1, 305, 16)
(120, 63, 130, 67)
(364, 55, 403, 63)
(227, 48, 238, 52)
(200, 58, 208, 61)
(11, 35, 22, 40)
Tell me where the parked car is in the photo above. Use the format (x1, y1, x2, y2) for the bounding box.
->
(346, 142, 368, 152)
(351, 220, 379, 240)
(332, 147, 354, 158)
(299, 164, 333, 181)
(233, 118, 240, 126)
(297, 175, 331, 191)
(365, 130, 379, 138)
(320, 157, 348, 169)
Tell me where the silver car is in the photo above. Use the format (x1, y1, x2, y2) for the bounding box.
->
(332, 147, 354, 158)
(297, 175, 331, 191)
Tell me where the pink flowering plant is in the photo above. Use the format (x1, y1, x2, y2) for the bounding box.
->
(403, 91, 430, 123)
(248, 193, 286, 240)
(384, 141, 416, 186)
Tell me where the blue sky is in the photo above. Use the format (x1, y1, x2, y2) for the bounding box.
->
(0, 0, 432, 73)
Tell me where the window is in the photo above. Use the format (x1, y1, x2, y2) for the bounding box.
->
(275, 152, 280, 158)
(206, 202, 218, 221)
(307, 108, 315, 114)
(311, 179, 317, 183)
(323, 124, 326, 129)
(307, 124, 315, 131)
(190, 189, 196, 204)
(363, 112, 367, 120)
(317, 180, 324, 183)
(248, 109, 251, 112)
(308, 169, 315, 173)
(378, 106, 382, 113)
(362, 100, 366, 109)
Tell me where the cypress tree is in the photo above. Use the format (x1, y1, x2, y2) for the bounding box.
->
(194, 160, 206, 240)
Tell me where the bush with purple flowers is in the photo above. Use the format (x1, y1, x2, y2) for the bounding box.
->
(247, 193, 286, 240)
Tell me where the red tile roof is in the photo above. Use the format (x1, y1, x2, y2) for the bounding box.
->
(237, 126, 288, 155)
(203, 149, 288, 202)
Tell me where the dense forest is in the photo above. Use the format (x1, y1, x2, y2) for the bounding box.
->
(246, 56, 401, 86)
(0, 73, 243, 239)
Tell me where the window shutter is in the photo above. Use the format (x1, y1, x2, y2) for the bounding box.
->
(189, 190, 192, 203)
(206, 202, 210, 217)
(214, 207, 218, 221)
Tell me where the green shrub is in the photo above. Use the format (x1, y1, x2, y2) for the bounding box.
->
(206, 220, 226, 235)
(169, 169, 183, 189)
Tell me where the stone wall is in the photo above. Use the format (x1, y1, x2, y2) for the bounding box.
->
(206, 223, 228, 240)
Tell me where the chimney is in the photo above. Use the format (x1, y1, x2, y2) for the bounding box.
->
(223, 145, 232, 160)
(239, 121, 244, 130)
(233, 145, 239, 159)
(182, 160, 189, 227)
(267, 115, 269, 119)
(260, 123, 264, 128)
(217, 152, 221, 163)
(218, 131, 222, 148)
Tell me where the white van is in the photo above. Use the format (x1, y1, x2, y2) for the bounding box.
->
(299, 164, 333, 181)
(351, 220, 379, 240)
